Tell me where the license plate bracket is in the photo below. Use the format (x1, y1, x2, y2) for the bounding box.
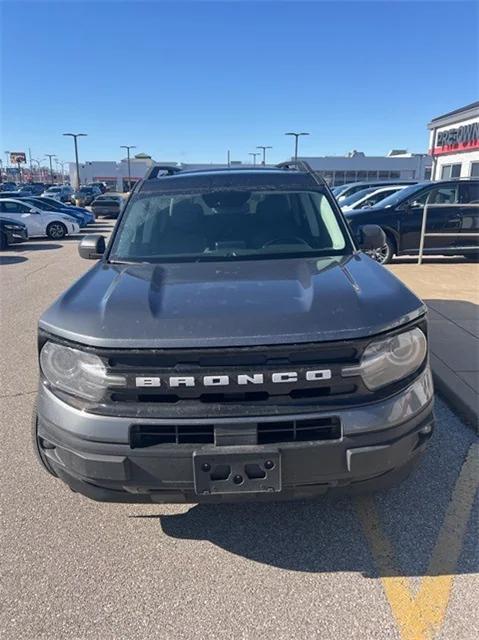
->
(193, 447, 281, 495)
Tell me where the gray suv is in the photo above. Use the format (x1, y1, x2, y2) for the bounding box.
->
(34, 163, 434, 503)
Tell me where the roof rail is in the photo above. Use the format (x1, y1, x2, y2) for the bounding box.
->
(276, 160, 328, 188)
(144, 165, 182, 180)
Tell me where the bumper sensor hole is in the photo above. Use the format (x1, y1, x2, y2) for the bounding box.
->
(245, 464, 267, 480)
(210, 465, 231, 481)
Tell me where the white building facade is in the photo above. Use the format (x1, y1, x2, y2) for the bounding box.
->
(69, 155, 177, 192)
(298, 151, 431, 187)
(428, 102, 479, 180)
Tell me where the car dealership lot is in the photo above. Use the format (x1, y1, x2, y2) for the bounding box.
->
(0, 226, 478, 640)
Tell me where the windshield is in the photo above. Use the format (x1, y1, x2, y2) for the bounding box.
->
(28, 198, 56, 211)
(47, 187, 61, 193)
(373, 183, 426, 208)
(340, 187, 377, 207)
(332, 183, 354, 197)
(110, 189, 351, 263)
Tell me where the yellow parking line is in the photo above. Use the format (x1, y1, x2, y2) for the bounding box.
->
(356, 442, 478, 640)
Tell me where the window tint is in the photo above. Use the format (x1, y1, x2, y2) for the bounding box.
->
(412, 185, 458, 206)
(110, 189, 349, 262)
(366, 188, 398, 206)
(459, 182, 479, 204)
(0, 201, 30, 213)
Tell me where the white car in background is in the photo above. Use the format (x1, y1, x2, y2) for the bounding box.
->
(0, 198, 80, 239)
(340, 185, 407, 212)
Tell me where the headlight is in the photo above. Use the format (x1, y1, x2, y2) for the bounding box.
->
(4, 224, 22, 230)
(342, 327, 427, 390)
(40, 342, 125, 401)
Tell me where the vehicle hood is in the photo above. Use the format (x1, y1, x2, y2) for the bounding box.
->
(40, 254, 425, 348)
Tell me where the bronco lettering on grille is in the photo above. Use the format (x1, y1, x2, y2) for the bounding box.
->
(135, 369, 332, 388)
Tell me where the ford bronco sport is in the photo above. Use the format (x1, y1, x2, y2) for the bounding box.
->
(33, 162, 434, 503)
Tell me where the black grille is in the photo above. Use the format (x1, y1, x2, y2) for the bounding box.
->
(129, 417, 341, 448)
(112, 382, 357, 405)
(130, 423, 215, 448)
(257, 417, 341, 443)
(100, 339, 366, 418)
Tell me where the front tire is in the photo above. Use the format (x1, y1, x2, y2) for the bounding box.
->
(46, 221, 67, 240)
(0, 231, 7, 250)
(366, 234, 395, 264)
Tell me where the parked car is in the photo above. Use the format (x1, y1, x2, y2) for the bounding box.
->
(0, 191, 27, 199)
(1, 181, 17, 191)
(42, 185, 74, 203)
(91, 194, 124, 218)
(71, 186, 102, 206)
(345, 179, 479, 263)
(33, 163, 434, 504)
(341, 185, 407, 212)
(89, 182, 108, 194)
(39, 196, 94, 220)
(0, 216, 28, 249)
(16, 186, 34, 196)
(22, 197, 94, 228)
(0, 198, 80, 239)
(25, 182, 47, 195)
(333, 180, 418, 202)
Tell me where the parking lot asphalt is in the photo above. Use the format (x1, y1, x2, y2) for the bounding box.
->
(1, 225, 478, 640)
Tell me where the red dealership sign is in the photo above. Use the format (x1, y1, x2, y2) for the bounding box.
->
(430, 121, 479, 156)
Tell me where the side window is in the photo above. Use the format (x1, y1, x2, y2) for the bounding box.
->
(407, 186, 458, 207)
(2, 202, 23, 213)
(459, 182, 479, 204)
(427, 186, 458, 205)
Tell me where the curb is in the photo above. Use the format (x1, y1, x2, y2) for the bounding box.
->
(430, 353, 479, 433)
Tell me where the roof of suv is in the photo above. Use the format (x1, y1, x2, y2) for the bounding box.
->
(137, 166, 323, 195)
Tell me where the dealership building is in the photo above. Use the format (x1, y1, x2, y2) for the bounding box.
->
(71, 150, 431, 191)
(69, 156, 254, 191)
(428, 101, 479, 180)
(299, 150, 431, 187)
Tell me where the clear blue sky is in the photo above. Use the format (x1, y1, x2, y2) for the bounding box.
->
(1, 0, 478, 165)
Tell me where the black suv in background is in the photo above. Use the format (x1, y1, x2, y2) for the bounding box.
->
(34, 163, 434, 504)
(345, 179, 479, 263)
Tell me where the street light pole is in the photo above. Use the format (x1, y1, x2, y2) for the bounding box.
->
(57, 160, 65, 183)
(63, 133, 87, 189)
(249, 152, 260, 166)
(256, 145, 272, 165)
(120, 145, 136, 191)
(285, 132, 310, 162)
(45, 154, 56, 184)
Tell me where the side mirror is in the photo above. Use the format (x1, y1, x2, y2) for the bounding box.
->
(78, 234, 106, 260)
(357, 224, 386, 251)
(409, 200, 424, 209)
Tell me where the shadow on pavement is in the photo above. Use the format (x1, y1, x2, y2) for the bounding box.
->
(0, 255, 28, 265)
(16, 242, 63, 252)
(131, 401, 478, 578)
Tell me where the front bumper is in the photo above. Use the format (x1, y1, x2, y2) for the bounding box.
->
(36, 368, 434, 503)
(5, 228, 28, 244)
